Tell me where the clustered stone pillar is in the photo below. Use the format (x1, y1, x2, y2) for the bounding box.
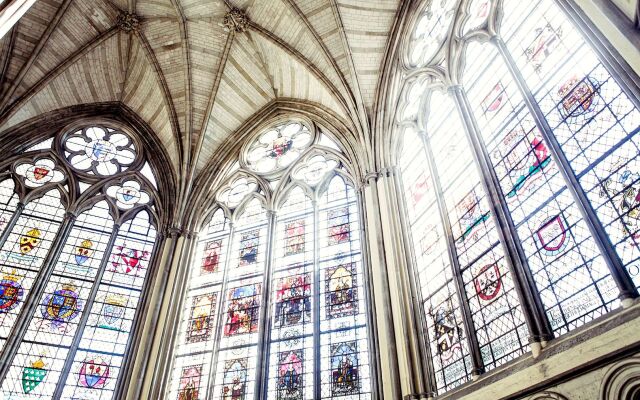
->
(361, 169, 432, 399)
(124, 230, 197, 400)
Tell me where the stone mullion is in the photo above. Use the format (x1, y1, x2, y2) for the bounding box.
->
(450, 85, 554, 345)
(419, 133, 484, 377)
(205, 223, 236, 400)
(51, 225, 119, 399)
(361, 177, 402, 399)
(0, 212, 76, 382)
(113, 228, 171, 399)
(253, 210, 277, 400)
(312, 198, 321, 400)
(492, 35, 639, 303)
(0, 203, 24, 249)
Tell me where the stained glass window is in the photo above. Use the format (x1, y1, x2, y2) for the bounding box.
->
(169, 121, 372, 399)
(245, 121, 314, 175)
(463, 41, 618, 335)
(400, 0, 640, 395)
(407, 0, 457, 67)
(0, 123, 161, 399)
(400, 91, 529, 393)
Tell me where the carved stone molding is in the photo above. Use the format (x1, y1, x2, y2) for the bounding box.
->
(601, 357, 640, 400)
(361, 166, 399, 187)
(223, 8, 249, 33)
(527, 391, 569, 400)
(117, 12, 141, 33)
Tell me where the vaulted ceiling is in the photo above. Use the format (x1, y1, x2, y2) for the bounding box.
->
(0, 0, 402, 179)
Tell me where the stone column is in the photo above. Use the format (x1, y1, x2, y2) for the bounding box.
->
(361, 169, 431, 399)
(124, 230, 198, 400)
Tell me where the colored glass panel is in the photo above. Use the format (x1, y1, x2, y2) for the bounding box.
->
(0, 190, 65, 355)
(464, 41, 617, 335)
(319, 177, 371, 399)
(399, 126, 473, 392)
(210, 199, 267, 399)
(501, 0, 640, 289)
(0, 180, 18, 239)
(171, 135, 371, 400)
(1, 202, 113, 398)
(169, 210, 229, 400)
(59, 211, 156, 400)
(267, 189, 314, 400)
(246, 122, 313, 175)
(430, 91, 529, 375)
(64, 126, 136, 176)
(0, 125, 159, 399)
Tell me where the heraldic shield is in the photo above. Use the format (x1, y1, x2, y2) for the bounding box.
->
(473, 264, 502, 302)
(0, 271, 23, 312)
(535, 215, 569, 256)
(431, 305, 462, 361)
(22, 358, 47, 394)
(99, 295, 126, 330)
(110, 245, 150, 274)
(558, 76, 598, 118)
(269, 134, 293, 159)
(75, 239, 93, 265)
(79, 357, 110, 389)
(19, 228, 41, 255)
(41, 285, 81, 331)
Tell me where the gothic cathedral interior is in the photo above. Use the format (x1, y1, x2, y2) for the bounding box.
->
(0, 0, 638, 399)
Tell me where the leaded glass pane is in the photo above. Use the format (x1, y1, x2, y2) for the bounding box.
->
(408, 0, 457, 67)
(463, 41, 618, 335)
(501, 0, 640, 288)
(399, 127, 473, 392)
(0, 123, 159, 399)
(210, 199, 267, 399)
(60, 211, 157, 400)
(64, 127, 136, 176)
(246, 122, 313, 175)
(15, 159, 65, 189)
(319, 176, 371, 399)
(400, 0, 640, 395)
(169, 210, 229, 400)
(1, 202, 113, 398)
(0, 190, 65, 354)
(266, 188, 314, 400)
(462, 0, 491, 33)
(429, 91, 529, 371)
(170, 127, 371, 400)
(0, 179, 19, 237)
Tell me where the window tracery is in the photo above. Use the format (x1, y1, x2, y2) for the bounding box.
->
(169, 120, 372, 399)
(245, 121, 314, 175)
(399, 0, 640, 394)
(0, 122, 161, 399)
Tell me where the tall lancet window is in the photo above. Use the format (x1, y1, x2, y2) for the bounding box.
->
(0, 123, 162, 399)
(399, 0, 640, 395)
(169, 119, 372, 399)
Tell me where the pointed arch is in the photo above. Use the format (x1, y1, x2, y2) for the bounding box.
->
(168, 114, 374, 399)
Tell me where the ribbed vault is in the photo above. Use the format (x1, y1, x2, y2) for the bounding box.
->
(0, 0, 404, 225)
